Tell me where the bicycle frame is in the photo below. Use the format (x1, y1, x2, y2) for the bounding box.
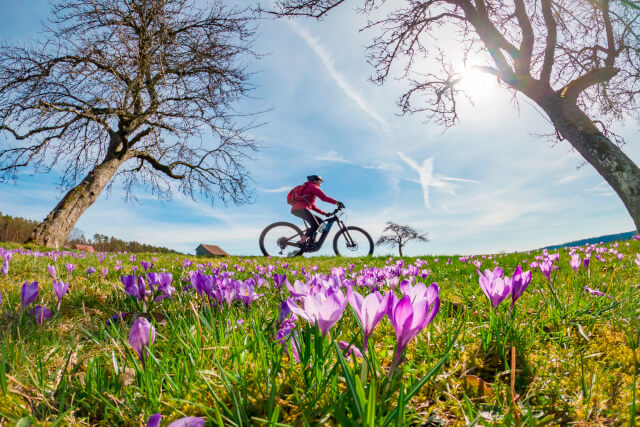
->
(295, 209, 353, 253)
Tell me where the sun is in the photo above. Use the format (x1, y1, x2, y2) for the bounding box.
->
(455, 67, 496, 99)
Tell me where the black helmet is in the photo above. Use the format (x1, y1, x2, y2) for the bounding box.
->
(307, 175, 323, 182)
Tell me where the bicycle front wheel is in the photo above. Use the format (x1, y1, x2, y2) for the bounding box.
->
(333, 226, 374, 257)
(259, 222, 305, 257)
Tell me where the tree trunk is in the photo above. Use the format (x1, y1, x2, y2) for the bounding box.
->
(537, 95, 640, 233)
(398, 243, 403, 257)
(27, 153, 128, 248)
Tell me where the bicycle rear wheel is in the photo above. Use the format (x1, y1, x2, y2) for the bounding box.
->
(333, 226, 374, 257)
(259, 222, 305, 257)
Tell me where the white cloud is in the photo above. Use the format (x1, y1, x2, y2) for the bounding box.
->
(588, 181, 616, 197)
(260, 186, 291, 193)
(313, 150, 352, 163)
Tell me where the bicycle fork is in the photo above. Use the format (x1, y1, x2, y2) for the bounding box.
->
(337, 220, 357, 248)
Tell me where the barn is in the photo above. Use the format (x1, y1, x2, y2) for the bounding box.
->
(195, 244, 230, 257)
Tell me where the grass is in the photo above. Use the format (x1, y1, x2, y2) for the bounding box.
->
(0, 239, 638, 426)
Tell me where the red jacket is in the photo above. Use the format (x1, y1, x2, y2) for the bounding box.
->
(290, 182, 337, 215)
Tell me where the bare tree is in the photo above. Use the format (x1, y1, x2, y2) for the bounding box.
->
(376, 221, 428, 256)
(272, 0, 640, 232)
(0, 0, 260, 248)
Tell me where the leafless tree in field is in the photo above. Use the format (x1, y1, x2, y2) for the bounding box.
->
(376, 221, 429, 256)
(272, 0, 640, 232)
(0, 0, 260, 247)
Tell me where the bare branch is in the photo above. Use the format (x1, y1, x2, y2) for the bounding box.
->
(513, 0, 535, 75)
(560, 66, 619, 104)
(540, 0, 557, 84)
(132, 151, 185, 179)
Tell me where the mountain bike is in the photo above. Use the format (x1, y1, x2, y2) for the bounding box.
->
(259, 207, 374, 257)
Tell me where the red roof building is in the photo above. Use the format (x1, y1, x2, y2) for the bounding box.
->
(195, 244, 229, 257)
(75, 244, 95, 253)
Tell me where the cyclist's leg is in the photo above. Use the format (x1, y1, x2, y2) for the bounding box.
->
(308, 212, 323, 239)
(292, 209, 321, 241)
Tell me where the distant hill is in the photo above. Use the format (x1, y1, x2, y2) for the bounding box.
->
(543, 230, 637, 250)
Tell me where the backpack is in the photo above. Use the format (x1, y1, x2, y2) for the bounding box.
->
(287, 183, 313, 205)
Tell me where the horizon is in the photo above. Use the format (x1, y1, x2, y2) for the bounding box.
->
(1, 1, 639, 256)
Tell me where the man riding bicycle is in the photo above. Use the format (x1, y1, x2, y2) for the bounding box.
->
(290, 175, 345, 245)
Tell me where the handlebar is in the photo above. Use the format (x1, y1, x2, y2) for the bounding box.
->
(327, 206, 344, 217)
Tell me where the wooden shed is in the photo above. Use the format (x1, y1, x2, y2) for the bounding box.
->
(75, 244, 95, 253)
(195, 244, 229, 257)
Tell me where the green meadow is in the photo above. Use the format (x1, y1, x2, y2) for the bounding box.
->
(0, 239, 638, 426)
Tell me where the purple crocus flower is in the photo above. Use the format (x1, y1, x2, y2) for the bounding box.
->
(539, 261, 553, 282)
(346, 287, 390, 351)
(106, 312, 131, 326)
(477, 268, 512, 308)
(1, 260, 8, 275)
(141, 260, 153, 271)
(52, 280, 69, 309)
(273, 273, 287, 290)
(287, 289, 347, 336)
(129, 317, 155, 362)
(147, 413, 163, 427)
(102, 268, 108, 279)
(583, 257, 590, 270)
(48, 265, 57, 279)
(122, 274, 138, 298)
(286, 279, 312, 298)
(87, 266, 97, 275)
(583, 286, 614, 299)
(192, 272, 213, 297)
(278, 300, 292, 324)
(121, 275, 145, 301)
(65, 263, 76, 276)
(155, 273, 175, 301)
(569, 255, 581, 273)
(275, 318, 297, 347)
(338, 340, 364, 359)
(388, 282, 440, 374)
(237, 281, 262, 307)
(583, 286, 604, 297)
(166, 417, 205, 427)
(221, 281, 237, 307)
(510, 266, 531, 310)
(153, 417, 205, 427)
(32, 305, 52, 323)
(635, 254, 640, 267)
(276, 322, 302, 364)
(21, 281, 39, 308)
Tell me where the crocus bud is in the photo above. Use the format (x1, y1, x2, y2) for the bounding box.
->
(21, 281, 39, 308)
(129, 317, 155, 362)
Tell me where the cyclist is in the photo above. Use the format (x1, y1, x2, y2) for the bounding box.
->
(291, 175, 345, 245)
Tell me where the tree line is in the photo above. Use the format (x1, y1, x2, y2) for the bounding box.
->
(0, 211, 178, 253)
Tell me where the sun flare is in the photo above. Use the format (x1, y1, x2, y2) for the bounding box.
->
(456, 68, 495, 99)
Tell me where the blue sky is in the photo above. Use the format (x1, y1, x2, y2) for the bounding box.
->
(1, 0, 638, 256)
